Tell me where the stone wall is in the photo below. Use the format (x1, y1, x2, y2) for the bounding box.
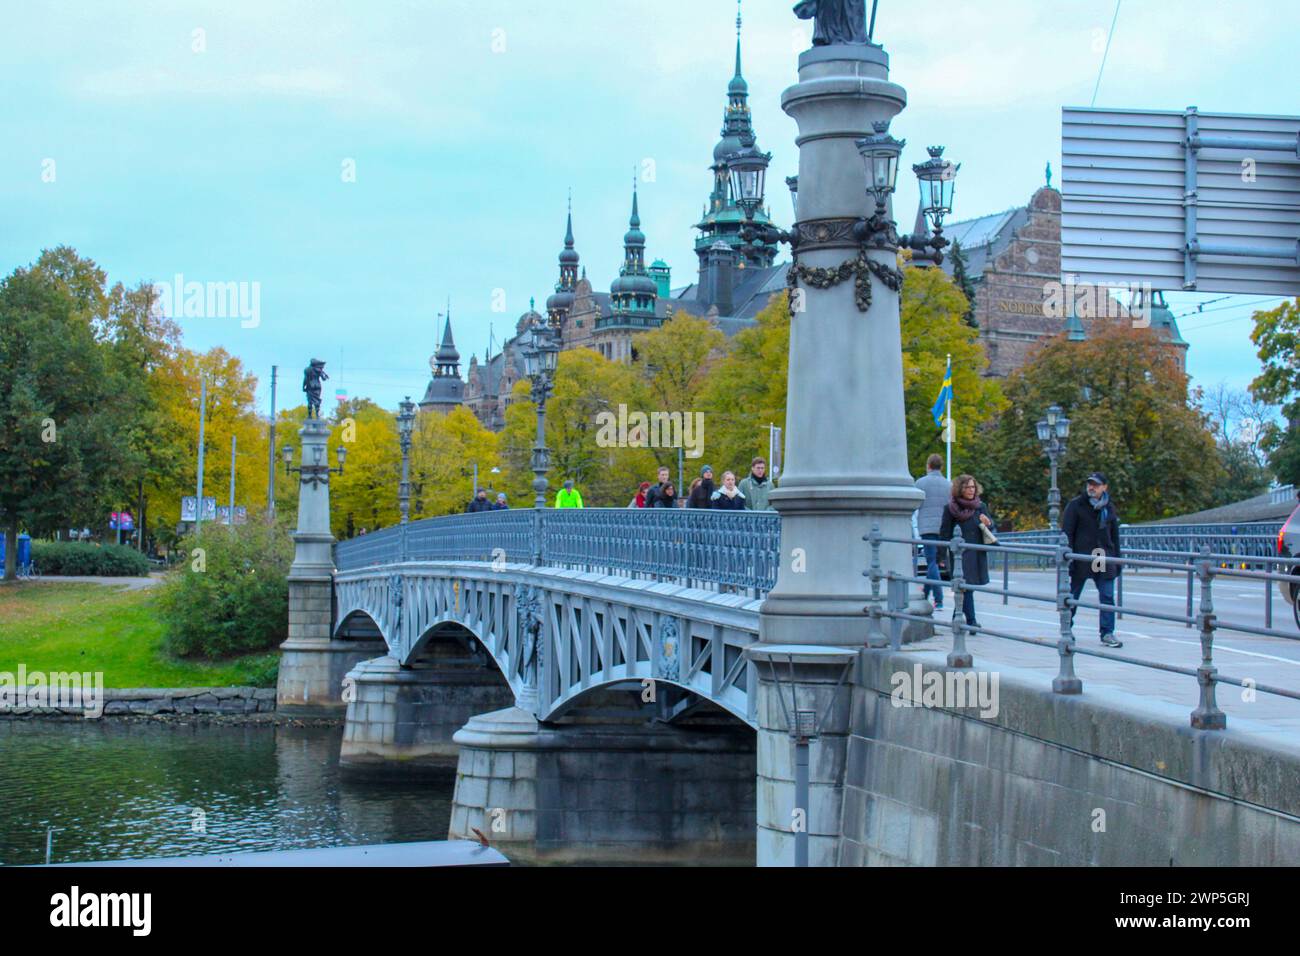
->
(0, 686, 277, 719)
(838, 649, 1300, 866)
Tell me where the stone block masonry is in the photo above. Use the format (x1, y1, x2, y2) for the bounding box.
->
(839, 649, 1300, 866)
(0, 687, 278, 719)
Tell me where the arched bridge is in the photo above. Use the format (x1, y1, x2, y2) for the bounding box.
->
(331, 510, 780, 724)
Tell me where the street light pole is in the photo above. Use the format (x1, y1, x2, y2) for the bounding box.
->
(397, 397, 415, 525)
(1037, 404, 1071, 531)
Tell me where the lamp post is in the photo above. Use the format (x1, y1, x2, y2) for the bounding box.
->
(522, 322, 560, 511)
(1036, 404, 1071, 531)
(397, 397, 415, 525)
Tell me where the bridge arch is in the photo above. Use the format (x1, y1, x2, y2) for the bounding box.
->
(334, 562, 761, 727)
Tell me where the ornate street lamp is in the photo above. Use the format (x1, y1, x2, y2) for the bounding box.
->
(857, 120, 905, 217)
(853, 125, 960, 264)
(1036, 403, 1071, 530)
(728, 144, 772, 221)
(913, 145, 960, 233)
(522, 322, 560, 515)
(397, 396, 416, 524)
(282, 440, 345, 489)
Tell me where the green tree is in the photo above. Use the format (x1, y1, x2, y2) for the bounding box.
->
(409, 405, 500, 517)
(0, 252, 125, 577)
(1248, 298, 1300, 484)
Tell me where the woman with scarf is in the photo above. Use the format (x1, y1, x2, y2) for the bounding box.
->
(709, 471, 747, 510)
(652, 482, 677, 508)
(938, 474, 995, 628)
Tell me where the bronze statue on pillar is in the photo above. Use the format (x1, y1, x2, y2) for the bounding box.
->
(302, 359, 328, 418)
(793, 0, 874, 45)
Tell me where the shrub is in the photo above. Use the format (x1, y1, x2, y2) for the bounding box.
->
(231, 652, 281, 688)
(157, 521, 293, 660)
(32, 541, 151, 577)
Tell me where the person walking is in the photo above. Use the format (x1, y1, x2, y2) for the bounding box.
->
(644, 466, 672, 508)
(1062, 472, 1123, 648)
(629, 482, 651, 508)
(938, 474, 994, 628)
(554, 479, 584, 509)
(915, 453, 949, 610)
(738, 457, 774, 511)
(492, 493, 509, 511)
(710, 471, 747, 510)
(687, 466, 715, 509)
(466, 489, 492, 513)
(651, 481, 677, 508)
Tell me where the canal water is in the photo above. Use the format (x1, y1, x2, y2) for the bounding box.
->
(0, 720, 454, 866)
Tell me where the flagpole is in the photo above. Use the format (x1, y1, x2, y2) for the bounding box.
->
(945, 353, 952, 481)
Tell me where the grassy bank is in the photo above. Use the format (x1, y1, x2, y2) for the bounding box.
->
(0, 582, 278, 687)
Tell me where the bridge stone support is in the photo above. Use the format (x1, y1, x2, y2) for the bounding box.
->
(340, 651, 515, 773)
(753, 39, 933, 865)
(277, 416, 356, 716)
(448, 707, 756, 865)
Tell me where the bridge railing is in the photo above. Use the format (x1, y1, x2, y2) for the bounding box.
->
(334, 508, 780, 596)
(997, 523, 1285, 570)
(869, 526, 1300, 731)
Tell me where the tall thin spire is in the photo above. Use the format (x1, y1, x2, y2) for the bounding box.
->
(735, 0, 743, 79)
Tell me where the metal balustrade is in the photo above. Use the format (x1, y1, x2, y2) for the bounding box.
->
(334, 507, 781, 595)
(868, 525, 1300, 730)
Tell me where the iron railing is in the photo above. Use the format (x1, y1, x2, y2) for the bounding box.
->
(333, 508, 781, 596)
(869, 526, 1300, 731)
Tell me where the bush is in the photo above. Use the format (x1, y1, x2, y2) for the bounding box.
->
(157, 522, 293, 660)
(32, 541, 151, 577)
(231, 652, 281, 688)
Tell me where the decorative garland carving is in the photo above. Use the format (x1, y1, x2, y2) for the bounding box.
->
(786, 249, 905, 313)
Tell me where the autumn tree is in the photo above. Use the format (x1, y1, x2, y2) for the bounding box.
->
(409, 405, 500, 517)
(972, 316, 1220, 526)
(898, 261, 1004, 476)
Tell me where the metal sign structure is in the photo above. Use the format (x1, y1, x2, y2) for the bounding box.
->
(1062, 106, 1300, 295)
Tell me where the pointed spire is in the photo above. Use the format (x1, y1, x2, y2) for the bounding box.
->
(630, 182, 641, 229)
(435, 297, 460, 368)
(564, 189, 575, 248)
(735, 0, 743, 79)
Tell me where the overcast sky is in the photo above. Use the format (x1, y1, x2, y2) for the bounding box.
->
(2, 0, 1296, 414)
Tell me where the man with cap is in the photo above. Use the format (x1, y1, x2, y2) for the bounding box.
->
(687, 465, 715, 509)
(554, 479, 584, 509)
(1061, 471, 1123, 647)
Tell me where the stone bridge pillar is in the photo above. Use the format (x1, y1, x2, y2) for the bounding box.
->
(276, 417, 378, 715)
(754, 40, 929, 865)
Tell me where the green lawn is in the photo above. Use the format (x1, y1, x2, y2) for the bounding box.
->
(0, 581, 278, 688)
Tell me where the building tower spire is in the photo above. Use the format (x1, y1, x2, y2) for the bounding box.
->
(546, 190, 580, 326)
(695, 0, 775, 304)
(419, 298, 465, 413)
(610, 182, 657, 318)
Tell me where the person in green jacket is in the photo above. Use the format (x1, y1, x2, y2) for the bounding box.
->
(554, 479, 584, 509)
(737, 457, 775, 511)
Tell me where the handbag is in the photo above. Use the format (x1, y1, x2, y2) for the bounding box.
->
(980, 523, 998, 545)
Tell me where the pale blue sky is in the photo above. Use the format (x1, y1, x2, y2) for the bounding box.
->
(2, 0, 1296, 414)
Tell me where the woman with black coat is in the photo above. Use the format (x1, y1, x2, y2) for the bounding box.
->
(652, 482, 677, 508)
(938, 474, 995, 627)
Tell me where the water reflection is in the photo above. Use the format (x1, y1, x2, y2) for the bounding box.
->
(0, 721, 453, 866)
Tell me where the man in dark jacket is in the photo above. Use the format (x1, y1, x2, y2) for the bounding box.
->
(1061, 472, 1123, 648)
(466, 489, 492, 513)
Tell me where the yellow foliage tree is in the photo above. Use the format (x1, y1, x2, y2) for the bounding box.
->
(409, 405, 500, 516)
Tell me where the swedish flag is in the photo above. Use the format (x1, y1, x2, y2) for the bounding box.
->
(931, 357, 953, 428)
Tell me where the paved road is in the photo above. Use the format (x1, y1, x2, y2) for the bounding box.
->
(911, 569, 1300, 743)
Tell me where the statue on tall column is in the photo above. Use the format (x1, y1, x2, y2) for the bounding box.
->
(303, 359, 328, 418)
(793, 0, 872, 45)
